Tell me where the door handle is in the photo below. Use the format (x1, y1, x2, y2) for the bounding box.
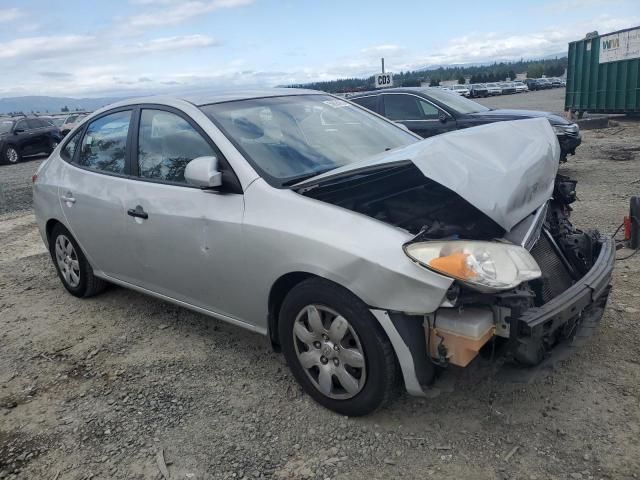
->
(61, 193, 76, 203)
(127, 206, 148, 220)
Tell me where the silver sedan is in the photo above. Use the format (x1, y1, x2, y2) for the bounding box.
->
(33, 89, 614, 415)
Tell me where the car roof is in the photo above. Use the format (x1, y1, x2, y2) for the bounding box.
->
(348, 87, 442, 98)
(105, 88, 323, 110)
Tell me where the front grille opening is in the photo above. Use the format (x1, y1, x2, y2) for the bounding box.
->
(529, 233, 575, 305)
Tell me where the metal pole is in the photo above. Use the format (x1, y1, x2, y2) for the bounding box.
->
(381, 58, 385, 74)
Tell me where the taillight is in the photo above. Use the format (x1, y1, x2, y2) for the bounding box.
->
(32, 173, 38, 183)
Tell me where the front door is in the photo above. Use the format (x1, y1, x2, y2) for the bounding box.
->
(382, 93, 457, 138)
(13, 119, 37, 155)
(121, 108, 247, 320)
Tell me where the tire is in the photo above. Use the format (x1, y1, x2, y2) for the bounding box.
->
(2, 145, 20, 165)
(279, 278, 399, 416)
(630, 196, 640, 250)
(49, 224, 107, 298)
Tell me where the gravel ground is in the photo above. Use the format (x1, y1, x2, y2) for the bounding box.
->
(0, 156, 47, 216)
(474, 87, 567, 114)
(1, 113, 640, 479)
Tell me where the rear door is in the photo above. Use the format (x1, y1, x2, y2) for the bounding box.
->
(59, 109, 134, 277)
(120, 107, 247, 319)
(382, 93, 456, 138)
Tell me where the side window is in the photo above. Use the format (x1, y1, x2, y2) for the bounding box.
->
(417, 99, 439, 119)
(60, 129, 82, 162)
(14, 120, 28, 132)
(383, 95, 424, 120)
(138, 109, 215, 184)
(26, 119, 41, 129)
(78, 110, 131, 174)
(351, 96, 378, 113)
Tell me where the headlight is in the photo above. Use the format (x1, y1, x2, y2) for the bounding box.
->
(552, 123, 579, 135)
(404, 241, 541, 291)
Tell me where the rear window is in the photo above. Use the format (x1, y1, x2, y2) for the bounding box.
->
(61, 129, 82, 162)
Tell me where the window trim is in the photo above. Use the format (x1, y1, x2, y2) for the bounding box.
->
(130, 104, 243, 192)
(381, 92, 451, 122)
(67, 107, 135, 179)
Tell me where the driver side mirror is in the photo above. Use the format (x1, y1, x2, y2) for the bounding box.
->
(14, 128, 25, 134)
(438, 112, 448, 123)
(185, 156, 223, 189)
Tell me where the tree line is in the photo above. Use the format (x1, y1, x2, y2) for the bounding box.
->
(288, 57, 568, 92)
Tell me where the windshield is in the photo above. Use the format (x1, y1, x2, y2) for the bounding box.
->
(421, 88, 490, 114)
(201, 94, 418, 186)
(51, 118, 65, 127)
(0, 120, 14, 134)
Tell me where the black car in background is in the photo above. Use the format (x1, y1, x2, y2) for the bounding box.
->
(0, 117, 61, 164)
(348, 87, 581, 161)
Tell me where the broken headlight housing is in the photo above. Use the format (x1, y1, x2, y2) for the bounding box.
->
(404, 241, 541, 292)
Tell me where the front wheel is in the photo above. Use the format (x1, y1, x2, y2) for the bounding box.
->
(279, 278, 399, 416)
(2, 145, 20, 165)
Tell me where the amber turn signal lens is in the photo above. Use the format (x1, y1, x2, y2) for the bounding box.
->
(429, 252, 477, 280)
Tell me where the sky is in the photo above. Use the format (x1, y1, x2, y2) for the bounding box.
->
(0, 0, 638, 98)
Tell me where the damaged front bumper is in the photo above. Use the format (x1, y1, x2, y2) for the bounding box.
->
(372, 235, 615, 398)
(511, 235, 614, 364)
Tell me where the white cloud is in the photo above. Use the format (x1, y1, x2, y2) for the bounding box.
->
(0, 35, 97, 61)
(0, 8, 22, 23)
(125, 0, 254, 28)
(128, 34, 220, 53)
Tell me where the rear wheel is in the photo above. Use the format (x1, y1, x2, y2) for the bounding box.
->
(279, 278, 399, 416)
(49, 224, 106, 298)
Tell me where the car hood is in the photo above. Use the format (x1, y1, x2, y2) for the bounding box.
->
(471, 109, 570, 125)
(295, 118, 560, 232)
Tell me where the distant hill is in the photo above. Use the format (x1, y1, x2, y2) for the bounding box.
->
(0, 96, 124, 115)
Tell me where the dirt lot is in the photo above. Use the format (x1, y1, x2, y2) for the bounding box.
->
(475, 87, 568, 113)
(1, 110, 640, 479)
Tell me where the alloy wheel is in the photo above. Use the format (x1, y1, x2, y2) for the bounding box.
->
(55, 234, 81, 288)
(6, 147, 18, 163)
(293, 304, 366, 399)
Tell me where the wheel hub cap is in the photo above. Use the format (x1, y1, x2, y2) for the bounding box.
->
(55, 234, 80, 288)
(293, 304, 366, 400)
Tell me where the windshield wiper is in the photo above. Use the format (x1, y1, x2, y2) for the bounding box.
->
(281, 167, 337, 187)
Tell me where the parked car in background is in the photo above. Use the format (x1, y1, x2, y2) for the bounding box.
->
(33, 89, 613, 416)
(549, 78, 564, 88)
(349, 87, 582, 161)
(513, 81, 529, 93)
(499, 82, 517, 94)
(0, 117, 61, 164)
(525, 78, 549, 91)
(469, 83, 489, 98)
(484, 83, 503, 95)
(449, 84, 470, 97)
(56, 113, 88, 136)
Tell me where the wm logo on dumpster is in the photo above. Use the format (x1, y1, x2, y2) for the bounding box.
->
(602, 38, 620, 50)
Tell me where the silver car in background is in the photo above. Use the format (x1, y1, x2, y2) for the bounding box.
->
(33, 89, 614, 416)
